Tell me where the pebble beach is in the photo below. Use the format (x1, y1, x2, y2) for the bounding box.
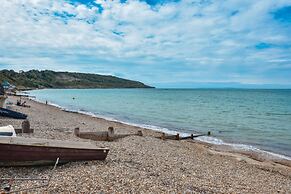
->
(0, 96, 291, 193)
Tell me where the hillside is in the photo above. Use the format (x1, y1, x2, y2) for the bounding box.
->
(0, 70, 153, 89)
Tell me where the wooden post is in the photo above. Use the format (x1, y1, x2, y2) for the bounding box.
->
(137, 130, 143, 136)
(208, 131, 211, 136)
(176, 133, 180, 140)
(191, 134, 194, 139)
(108, 127, 115, 141)
(22, 120, 32, 133)
(108, 127, 114, 135)
(74, 127, 80, 137)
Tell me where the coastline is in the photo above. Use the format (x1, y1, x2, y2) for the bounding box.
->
(30, 95, 291, 162)
(1, 95, 291, 193)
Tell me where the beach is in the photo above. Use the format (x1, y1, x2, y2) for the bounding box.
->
(0, 96, 291, 193)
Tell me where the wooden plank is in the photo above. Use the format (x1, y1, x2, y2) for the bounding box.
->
(74, 127, 143, 142)
(0, 139, 109, 166)
(0, 137, 109, 150)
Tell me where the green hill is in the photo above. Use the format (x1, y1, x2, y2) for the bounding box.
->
(0, 70, 153, 89)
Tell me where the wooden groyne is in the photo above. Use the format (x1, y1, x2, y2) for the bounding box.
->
(159, 131, 210, 140)
(74, 127, 143, 141)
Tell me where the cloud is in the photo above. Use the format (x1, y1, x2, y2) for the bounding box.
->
(0, 0, 291, 87)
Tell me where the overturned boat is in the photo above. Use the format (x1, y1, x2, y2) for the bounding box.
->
(0, 137, 109, 166)
(0, 107, 27, 119)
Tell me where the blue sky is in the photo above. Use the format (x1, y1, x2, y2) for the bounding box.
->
(0, 0, 291, 88)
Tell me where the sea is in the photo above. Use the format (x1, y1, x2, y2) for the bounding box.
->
(27, 88, 291, 159)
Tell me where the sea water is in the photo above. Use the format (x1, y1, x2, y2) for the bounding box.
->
(28, 89, 291, 158)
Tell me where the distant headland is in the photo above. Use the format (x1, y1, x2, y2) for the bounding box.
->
(0, 70, 153, 90)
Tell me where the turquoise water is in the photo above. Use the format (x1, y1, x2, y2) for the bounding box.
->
(28, 89, 291, 157)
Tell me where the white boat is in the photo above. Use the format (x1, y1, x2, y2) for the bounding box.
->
(0, 125, 16, 137)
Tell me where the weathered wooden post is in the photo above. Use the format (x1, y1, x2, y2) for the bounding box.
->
(22, 120, 32, 133)
(74, 127, 80, 137)
(108, 127, 115, 141)
(137, 130, 143, 136)
(191, 134, 194, 139)
(175, 133, 180, 140)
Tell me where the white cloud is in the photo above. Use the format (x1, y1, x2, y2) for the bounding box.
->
(0, 0, 291, 86)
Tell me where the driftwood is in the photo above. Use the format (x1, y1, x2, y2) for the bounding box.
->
(74, 127, 143, 142)
(159, 132, 209, 140)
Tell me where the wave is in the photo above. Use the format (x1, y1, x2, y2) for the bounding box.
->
(30, 97, 291, 161)
(196, 136, 291, 160)
(76, 110, 191, 137)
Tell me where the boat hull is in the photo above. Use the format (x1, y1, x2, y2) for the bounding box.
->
(0, 107, 27, 119)
(0, 141, 109, 166)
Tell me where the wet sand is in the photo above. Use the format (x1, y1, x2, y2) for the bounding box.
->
(0, 96, 291, 193)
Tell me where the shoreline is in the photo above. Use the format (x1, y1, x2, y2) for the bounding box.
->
(30, 95, 291, 163)
(1, 96, 291, 193)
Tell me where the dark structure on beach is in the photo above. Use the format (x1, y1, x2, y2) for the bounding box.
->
(0, 85, 4, 96)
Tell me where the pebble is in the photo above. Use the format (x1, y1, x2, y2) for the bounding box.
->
(0, 97, 291, 193)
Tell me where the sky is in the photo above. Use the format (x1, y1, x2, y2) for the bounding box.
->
(0, 0, 291, 88)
